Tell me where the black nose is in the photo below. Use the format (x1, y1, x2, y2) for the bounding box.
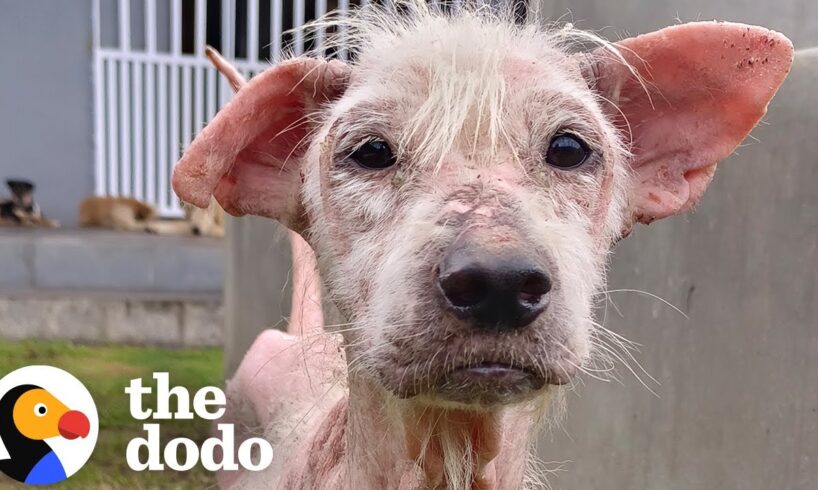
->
(437, 249, 552, 330)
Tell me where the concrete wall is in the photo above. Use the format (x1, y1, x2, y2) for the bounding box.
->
(0, 227, 224, 347)
(0, 293, 223, 347)
(223, 216, 293, 376)
(527, 3, 818, 488)
(535, 0, 818, 49)
(537, 48, 818, 490)
(0, 0, 95, 227)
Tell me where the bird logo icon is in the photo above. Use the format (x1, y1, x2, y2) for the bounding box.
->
(0, 366, 98, 485)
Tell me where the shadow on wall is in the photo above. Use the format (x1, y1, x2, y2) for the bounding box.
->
(537, 47, 818, 490)
(535, 0, 818, 49)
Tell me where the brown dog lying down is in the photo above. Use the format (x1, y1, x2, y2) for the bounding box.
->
(174, 3, 792, 488)
(0, 179, 58, 228)
(79, 195, 225, 237)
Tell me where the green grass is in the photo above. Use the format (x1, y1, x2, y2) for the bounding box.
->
(0, 339, 223, 489)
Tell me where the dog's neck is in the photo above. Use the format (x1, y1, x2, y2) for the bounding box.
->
(294, 373, 540, 489)
(280, 284, 543, 488)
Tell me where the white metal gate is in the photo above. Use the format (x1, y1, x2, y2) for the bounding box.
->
(91, 1, 522, 217)
(92, 0, 357, 217)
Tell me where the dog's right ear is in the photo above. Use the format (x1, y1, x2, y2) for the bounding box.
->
(172, 57, 349, 231)
(6, 180, 34, 195)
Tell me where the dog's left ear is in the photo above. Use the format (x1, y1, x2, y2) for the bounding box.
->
(584, 22, 793, 227)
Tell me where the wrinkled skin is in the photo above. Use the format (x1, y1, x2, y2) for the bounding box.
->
(174, 7, 792, 489)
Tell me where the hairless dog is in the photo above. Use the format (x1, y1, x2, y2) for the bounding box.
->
(173, 3, 793, 488)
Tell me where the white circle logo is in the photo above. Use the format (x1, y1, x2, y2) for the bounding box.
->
(0, 366, 98, 485)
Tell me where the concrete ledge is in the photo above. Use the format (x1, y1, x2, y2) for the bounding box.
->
(0, 228, 225, 347)
(0, 228, 223, 295)
(0, 295, 223, 347)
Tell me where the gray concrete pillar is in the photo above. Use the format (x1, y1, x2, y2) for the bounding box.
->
(537, 48, 818, 490)
(223, 216, 292, 377)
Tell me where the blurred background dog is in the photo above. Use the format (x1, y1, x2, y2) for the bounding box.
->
(0, 179, 58, 227)
(79, 195, 224, 237)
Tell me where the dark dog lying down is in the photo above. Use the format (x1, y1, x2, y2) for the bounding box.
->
(0, 179, 57, 228)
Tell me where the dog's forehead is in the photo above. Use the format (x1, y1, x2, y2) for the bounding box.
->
(327, 26, 601, 161)
(347, 22, 585, 99)
(315, 15, 615, 177)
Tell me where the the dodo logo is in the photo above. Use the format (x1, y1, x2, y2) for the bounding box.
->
(0, 366, 98, 485)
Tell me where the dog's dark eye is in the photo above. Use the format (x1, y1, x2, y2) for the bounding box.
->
(349, 139, 396, 170)
(545, 133, 591, 169)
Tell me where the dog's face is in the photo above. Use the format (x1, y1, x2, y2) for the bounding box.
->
(173, 7, 792, 408)
(301, 20, 631, 406)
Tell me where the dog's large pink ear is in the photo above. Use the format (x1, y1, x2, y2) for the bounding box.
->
(172, 58, 349, 229)
(588, 22, 793, 225)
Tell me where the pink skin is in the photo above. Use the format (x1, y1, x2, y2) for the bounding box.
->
(177, 18, 792, 490)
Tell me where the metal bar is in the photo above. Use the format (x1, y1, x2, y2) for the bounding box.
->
(206, 65, 217, 120)
(338, 0, 349, 60)
(118, 0, 130, 51)
(133, 61, 144, 199)
(171, 0, 182, 55)
(293, 0, 305, 55)
(315, 0, 327, 52)
(145, 0, 157, 53)
(145, 62, 156, 203)
(92, 0, 106, 195)
(182, 65, 193, 150)
(106, 59, 119, 195)
(157, 63, 169, 213)
(247, 0, 259, 62)
(220, 0, 235, 106)
(271, 0, 282, 60)
(195, 0, 207, 57)
(195, 65, 205, 133)
(145, 0, 157, 205)
(169, 0, 182, 210)
(118, 59, 132, 195)
(169, 63, 180, 211)
(222, 0, 234, 58)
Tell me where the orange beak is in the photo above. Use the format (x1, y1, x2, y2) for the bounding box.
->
(58, 410, 90, 439)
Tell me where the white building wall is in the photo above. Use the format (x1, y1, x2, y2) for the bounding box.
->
(0, 0, 95, 227)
